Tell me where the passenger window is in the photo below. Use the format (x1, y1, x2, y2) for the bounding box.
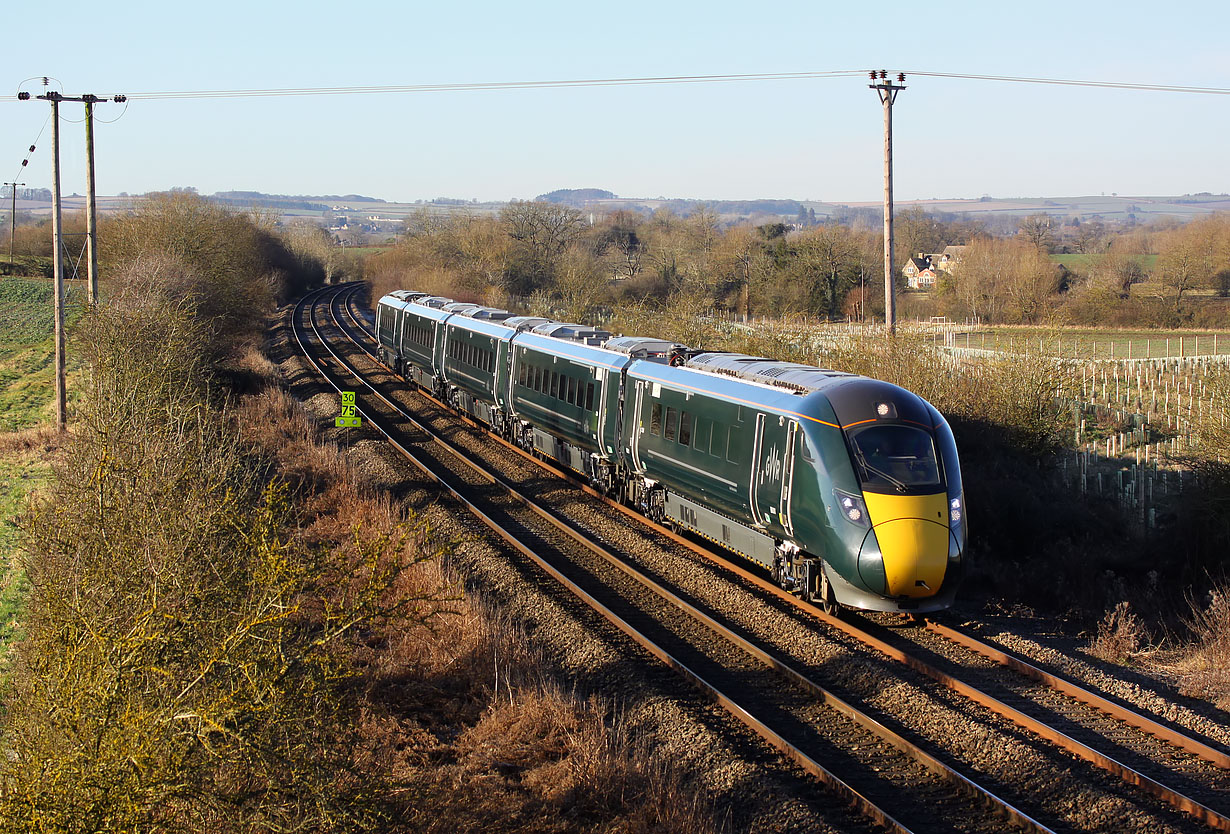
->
(726, 427, 740, 463)
(550, 371, 559, 399)
(665, 407, 677, 441)
(695, 417, 710, 451)
(711, 424, 726, 458)
(585, 383, 595, 411)
(650, 402, 662, 436)
(679, 411, 692, 446)
(565, 377, 574, 405)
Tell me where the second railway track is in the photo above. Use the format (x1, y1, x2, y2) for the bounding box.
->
(294, 283, 1230, 833)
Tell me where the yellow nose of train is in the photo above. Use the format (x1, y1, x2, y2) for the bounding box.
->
(861, 492, 951, 598)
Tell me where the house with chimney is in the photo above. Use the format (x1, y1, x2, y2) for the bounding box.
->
(903, 245, 966, 289)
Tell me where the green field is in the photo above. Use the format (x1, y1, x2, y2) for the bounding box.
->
(0, 277, 59, 682)
(952, 326, 1230, 360)
(0, 278, 57, 431)
(1051, 253, 1158, 271)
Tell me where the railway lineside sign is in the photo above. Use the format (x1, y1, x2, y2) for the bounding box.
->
(336, 391, 362, 428)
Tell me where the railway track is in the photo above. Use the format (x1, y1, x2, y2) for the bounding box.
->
(295, 283, 1230, 833)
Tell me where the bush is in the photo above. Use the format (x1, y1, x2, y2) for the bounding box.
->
(0, 286, 435, 831)
(1086, 601, 1144, 663)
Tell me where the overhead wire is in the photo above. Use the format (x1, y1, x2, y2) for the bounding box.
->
(0, 68, 1220, 102)
(901, 70, 1230, 96)
(88, 70, 866, 100)
(8, 109, 50, 190)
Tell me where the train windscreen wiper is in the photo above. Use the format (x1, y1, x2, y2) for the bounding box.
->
(852, 443, 909, 493)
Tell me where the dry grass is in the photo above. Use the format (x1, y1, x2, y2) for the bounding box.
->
(1157, 587, 1230, 709)
(1086, 601, 1145, 663)
(238, 344, 719, 832)
(0, 425, 64, 456)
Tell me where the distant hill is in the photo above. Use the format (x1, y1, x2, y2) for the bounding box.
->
(206, 191, 388, 212)
(212, 191, 386, 203)
(536, 188, 618, 206)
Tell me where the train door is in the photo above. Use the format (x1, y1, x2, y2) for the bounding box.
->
(750, 412, 786, 531)
(392, 307, 404, 364)
(595, 368, 609, 451)
(780, 420, 798, 536)
(630, 380, 646, 469)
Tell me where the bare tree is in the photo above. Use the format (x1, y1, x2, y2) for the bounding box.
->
(1018, 214, 1055, 253)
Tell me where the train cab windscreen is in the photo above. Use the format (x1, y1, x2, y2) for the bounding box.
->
(849, 425, 941, 492)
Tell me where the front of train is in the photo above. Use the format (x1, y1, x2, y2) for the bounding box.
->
(800, 378, 966, 613)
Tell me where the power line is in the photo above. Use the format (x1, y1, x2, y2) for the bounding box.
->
(25, 70, 869, 101)
(3, 68, 1226, 103)
(9, 110, 49, 186)
(902, 70, 1230, 96)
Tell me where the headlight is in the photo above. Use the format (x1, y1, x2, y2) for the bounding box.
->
(949, 496, 963, 525)
(834, 489, 870, 528)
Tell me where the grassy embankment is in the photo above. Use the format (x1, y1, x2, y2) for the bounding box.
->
(0, 277, 61, 680)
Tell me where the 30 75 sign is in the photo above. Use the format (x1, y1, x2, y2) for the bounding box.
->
(336, 391, 362, 428)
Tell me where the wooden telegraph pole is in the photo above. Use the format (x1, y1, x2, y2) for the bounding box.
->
(18, 86, 124, 429)
(47, 92, 67, 430)
(869, 70, 906, 336)
(84, 95, 101, 305)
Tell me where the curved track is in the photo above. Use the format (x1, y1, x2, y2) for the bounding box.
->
(297, 283, 1230, 833)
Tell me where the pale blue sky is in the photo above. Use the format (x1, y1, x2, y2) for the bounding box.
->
(3, 0, 1227, 203)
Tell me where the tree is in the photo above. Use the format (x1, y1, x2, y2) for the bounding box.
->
(1018, 214, 1055, 253)
(946, 237, 1057, 323)
(894, 206, 949, 263)
(1156, 219, 1219, 315)
(788, 226, 858, 318)
(500, 201, 585, 295)
(1071, 218, 1107, 254)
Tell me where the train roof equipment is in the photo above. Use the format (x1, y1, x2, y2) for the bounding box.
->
(530, 322, 612, 345)
(503, 315, 552, 332)
(388, 290, 428, 302)
(684, 352, 855, 395)
(415, 296, 455, 309)
(465, 308, 514, 322)
(602, 336, 683, 361)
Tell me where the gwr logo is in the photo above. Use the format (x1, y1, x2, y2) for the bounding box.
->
(758, 445, 782, 485)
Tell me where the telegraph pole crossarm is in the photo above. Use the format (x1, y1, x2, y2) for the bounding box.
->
(869, 70, 906, 337)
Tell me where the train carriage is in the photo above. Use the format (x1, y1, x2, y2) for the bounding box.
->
(395, 297, 456, 392)
(623, 353, 964, 613)
(374, 291, 427, 369)
(506, 327, 621, 482)
(439, 309, 517, 432)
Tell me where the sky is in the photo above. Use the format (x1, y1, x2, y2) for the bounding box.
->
(3, 0, 1228, 204)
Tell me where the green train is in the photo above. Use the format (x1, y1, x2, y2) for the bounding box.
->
(376, 289, 966, 614)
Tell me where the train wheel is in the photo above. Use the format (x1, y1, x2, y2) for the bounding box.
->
(818, 571, 839, 617)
